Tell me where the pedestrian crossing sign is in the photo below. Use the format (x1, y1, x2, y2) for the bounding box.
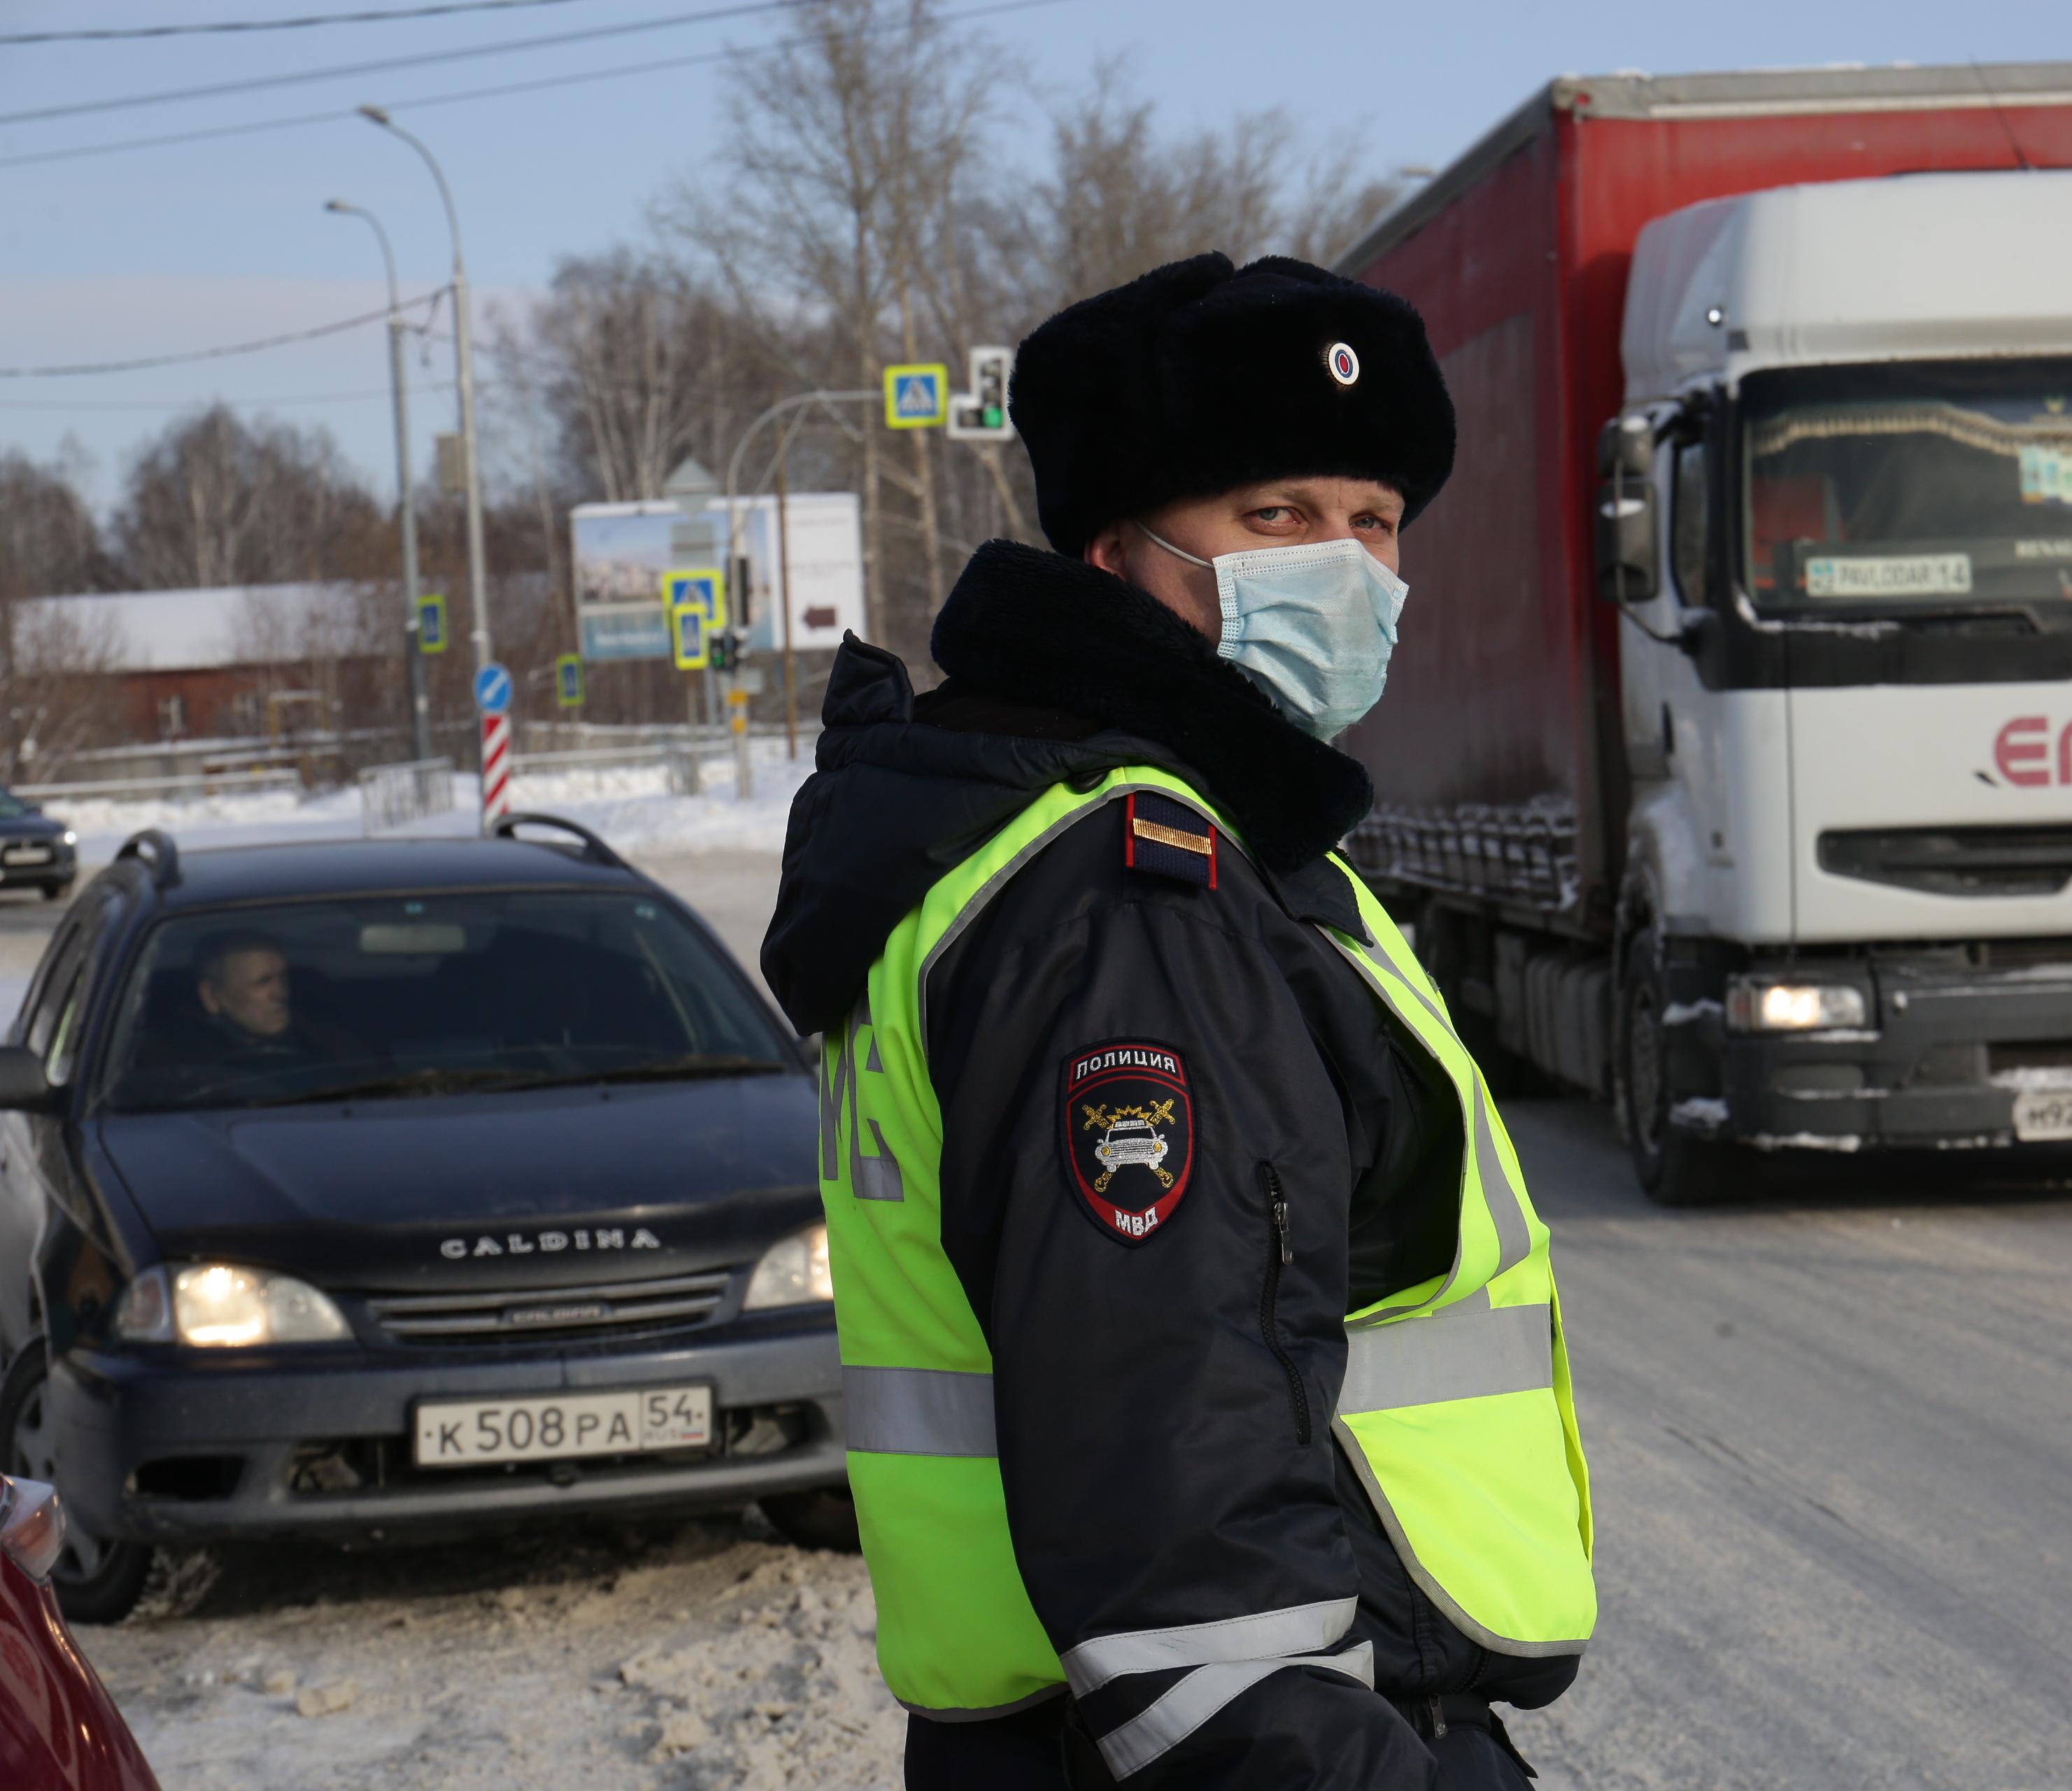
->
(555, 653, 584, 708)
(417, 592, 447, 653)
(884, 363, 949, 430)
(662, 568, 726, 670)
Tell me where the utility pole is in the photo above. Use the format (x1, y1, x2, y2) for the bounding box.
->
(358, 107, 493, 689)
(325, 197, 432, 761)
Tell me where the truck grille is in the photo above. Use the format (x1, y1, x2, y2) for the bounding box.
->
(364, 1270, 735, 1346)
(1819, 827, 2072, 898)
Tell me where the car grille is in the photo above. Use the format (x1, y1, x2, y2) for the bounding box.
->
(1819, 826, 2072, 898)
(364, 1269, 735, 1346)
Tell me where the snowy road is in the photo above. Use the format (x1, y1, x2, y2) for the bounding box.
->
(26, 788, 2072, 1790)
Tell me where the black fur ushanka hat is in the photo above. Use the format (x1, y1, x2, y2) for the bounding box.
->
(1009, 252, 1454, 558)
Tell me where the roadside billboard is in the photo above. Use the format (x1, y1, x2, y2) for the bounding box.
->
(570, 500, 723, 661)
(710, 493, 865, 655)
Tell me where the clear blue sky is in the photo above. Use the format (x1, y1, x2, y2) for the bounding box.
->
(1, 0, 2066, 510)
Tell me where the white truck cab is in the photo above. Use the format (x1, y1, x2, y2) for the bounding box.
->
(1604, 169, 2072, 1191)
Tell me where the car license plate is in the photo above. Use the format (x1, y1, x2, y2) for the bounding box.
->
(1, 846, 51, 865)
(2012, 1089, 2072, 1142)
(413, 1383, 712, 1468)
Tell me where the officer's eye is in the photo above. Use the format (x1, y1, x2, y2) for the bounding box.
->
(1356, 513, 1400, 537)
(1249, 506, 1297, 525)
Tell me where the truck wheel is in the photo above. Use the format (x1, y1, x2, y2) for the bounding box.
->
(0, 1341, 155, 1623)
(759, 1485, 861, 1553)
(1620, 936, 1736, 1208)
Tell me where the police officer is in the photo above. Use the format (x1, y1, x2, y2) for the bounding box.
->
(763, 253, 1596, 1790)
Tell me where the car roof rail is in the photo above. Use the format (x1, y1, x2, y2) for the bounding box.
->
(116, 828, 180, 889)
(490, 812, 627, 871)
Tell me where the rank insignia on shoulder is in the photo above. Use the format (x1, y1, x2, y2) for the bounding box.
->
(1062, 1042, 1194, 1244)
(1123, 791, 1217, 888)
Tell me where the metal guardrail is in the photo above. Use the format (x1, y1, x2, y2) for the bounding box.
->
(15, 769, 303, 804)
(359, 758, 456, 835)
(510, 744, 703, 796)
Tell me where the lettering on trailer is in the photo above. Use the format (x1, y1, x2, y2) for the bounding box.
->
(1989, 716, 2072, 787)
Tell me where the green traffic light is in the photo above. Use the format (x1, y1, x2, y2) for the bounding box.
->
(982, 406, 1002, 428)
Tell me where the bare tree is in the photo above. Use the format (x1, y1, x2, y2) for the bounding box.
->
(660, 0, 1001, 657)
(10, 597, 125, 776)
(112, 405, 389, 590)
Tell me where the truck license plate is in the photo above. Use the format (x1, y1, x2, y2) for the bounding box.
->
(413, 1384, 711, 1468)
(2012, 1090, 2072, 1142)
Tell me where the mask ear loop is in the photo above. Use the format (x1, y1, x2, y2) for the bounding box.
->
(1132, 520, 1213, 568)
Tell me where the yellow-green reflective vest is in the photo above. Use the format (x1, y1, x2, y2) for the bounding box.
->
(818, 765, 1596, 1718)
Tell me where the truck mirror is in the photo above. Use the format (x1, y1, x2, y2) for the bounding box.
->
(1595, 478, 1660, 604)
(1598, 411, 1654, 480)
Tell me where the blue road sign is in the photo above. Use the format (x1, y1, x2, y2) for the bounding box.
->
(418, 592, 448, 653)
(474, 661, 513, 716)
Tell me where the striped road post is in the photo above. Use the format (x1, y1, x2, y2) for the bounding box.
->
(472, 660, 514, 834)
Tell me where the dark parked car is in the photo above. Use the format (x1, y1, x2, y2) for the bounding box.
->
(0, 816, 847, 1622)
(0, 790, 76, 902)
(0, 1475, 160, 1789)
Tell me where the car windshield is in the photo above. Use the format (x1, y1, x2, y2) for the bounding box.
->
(1740, 357, 2072, 612)
(98, 890, 794, 1114)
(0, 791, 31, 819)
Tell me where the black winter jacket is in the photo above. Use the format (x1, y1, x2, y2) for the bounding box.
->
(763, 541, 1580, 1789)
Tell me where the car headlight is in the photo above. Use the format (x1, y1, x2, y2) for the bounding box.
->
(114, 1263, 351, 1347)
(60, 830, 76, 847)
(743, 1224, 834, 1311)
(1724, 977, 1868, 1033)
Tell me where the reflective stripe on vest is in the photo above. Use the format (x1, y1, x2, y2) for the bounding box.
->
(820, 767, 1595, 1729)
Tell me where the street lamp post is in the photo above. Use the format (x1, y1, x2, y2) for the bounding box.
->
(357, 106, 493, 696)
(324, 197, 433, 763)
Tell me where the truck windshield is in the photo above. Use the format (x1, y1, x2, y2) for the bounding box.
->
(97, 889, 794, 1114)
(1740, 358, 2072, 612)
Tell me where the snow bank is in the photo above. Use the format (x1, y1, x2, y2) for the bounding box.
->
(61, 744, 814, 866)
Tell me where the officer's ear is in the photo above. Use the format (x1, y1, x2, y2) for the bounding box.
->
(1084, 521, 1133, 580)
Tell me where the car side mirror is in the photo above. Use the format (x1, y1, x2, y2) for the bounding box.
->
(0, 1047, 57, 1113)
(1594, 413, 1661, 604)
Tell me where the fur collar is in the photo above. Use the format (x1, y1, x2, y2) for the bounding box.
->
(928, 539, 1373, 873)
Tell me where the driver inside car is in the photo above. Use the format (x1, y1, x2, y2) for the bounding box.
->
(170, 931, 368, 1069)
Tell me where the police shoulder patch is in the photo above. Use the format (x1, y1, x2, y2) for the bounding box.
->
(1062, 1040, 1195, 1245)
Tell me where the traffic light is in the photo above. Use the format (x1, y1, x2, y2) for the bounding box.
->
(948, 346, 1016, 441)
(709, 630, 738, 674)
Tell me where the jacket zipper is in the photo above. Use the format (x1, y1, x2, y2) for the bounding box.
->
(1260, 1166, 1312, 1444)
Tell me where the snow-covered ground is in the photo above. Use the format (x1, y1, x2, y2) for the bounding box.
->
(84, 1518, 904, 1791)
(60, 742, 816, 866)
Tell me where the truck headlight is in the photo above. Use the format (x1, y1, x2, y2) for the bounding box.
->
(1724, 977, 1868, 1033)
(114, 1263, 350, 1346)
(743, 1224, 834, 1311)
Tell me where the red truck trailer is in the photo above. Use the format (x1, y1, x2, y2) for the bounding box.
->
(1337, 66, 2072, 1201)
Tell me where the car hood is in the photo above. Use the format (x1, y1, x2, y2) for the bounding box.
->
(92, 1073, 821, 1294)
(0, 813, 67, 841)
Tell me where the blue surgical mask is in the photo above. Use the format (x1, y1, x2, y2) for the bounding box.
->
(1136, 524, 1410, 740)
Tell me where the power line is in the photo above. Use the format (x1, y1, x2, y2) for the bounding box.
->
(0, 384, 459, 411)
(1, 0, 595, 47)
(0, 0, 1074, 171)
(0, 291, 448, 380)
(0, 0, 795, 127)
